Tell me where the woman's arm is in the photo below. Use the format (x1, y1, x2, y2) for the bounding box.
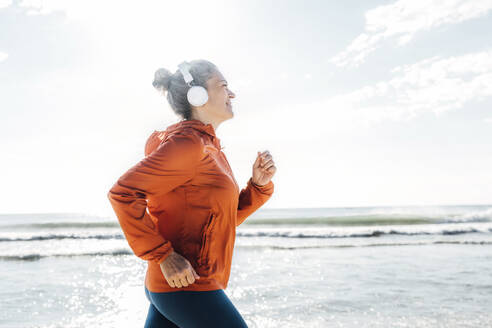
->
(236, 177, 274, 227)
(107, 132, 202, 264)
(236, 150, 276, 226)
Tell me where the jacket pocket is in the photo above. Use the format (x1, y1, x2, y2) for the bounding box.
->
(198, 212, 216, 268)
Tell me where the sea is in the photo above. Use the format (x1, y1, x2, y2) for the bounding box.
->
(1, 205, 491, 328)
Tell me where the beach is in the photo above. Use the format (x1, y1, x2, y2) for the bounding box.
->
(1, 206, 491, 327)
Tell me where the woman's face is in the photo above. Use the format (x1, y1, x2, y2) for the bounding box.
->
(203, 70, 236, 121)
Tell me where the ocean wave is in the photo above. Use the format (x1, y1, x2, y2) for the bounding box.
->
(1, 225, 492, 242)
(0, 233, 124, 242)
(2, 241, 491, 261)
(2, 209, 492, 230)
(238, 240, 492, 250)
(244, 215, 492, 226)
(236, 227, 492, 239)
(0, 249, 133, 261)
(0, 222, 119, 229)
(449, 208, 492, 223)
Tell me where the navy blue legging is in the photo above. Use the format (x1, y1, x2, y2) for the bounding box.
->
(144, 286, 248, 327)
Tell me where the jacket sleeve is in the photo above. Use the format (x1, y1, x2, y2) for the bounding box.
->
(107, 132, 202, 264)
(236, 177, 274, 227)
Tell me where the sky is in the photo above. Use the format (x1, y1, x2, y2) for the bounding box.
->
(1, 0, 492, 216)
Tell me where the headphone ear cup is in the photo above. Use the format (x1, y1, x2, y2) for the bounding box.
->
(187, 86, 209, 107)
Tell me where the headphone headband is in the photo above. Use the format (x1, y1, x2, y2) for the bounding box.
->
(178, 61, 194, 86)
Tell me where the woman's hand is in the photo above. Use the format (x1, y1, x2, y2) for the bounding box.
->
(252, 150, 277, 186)
(159, 250, 201, 288)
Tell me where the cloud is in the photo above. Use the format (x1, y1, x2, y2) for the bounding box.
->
(264, 49, 492, 138)
(331, 49, 492, 124)
(331, 0, 492, 68)
(0, 52, 8, 62)
(0, 0, 11, 9)
(338, 50, 492, 122)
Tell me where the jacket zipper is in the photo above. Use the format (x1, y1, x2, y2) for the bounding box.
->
(199, 212, 216, 266)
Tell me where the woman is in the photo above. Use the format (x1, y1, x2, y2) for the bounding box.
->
(107, 59, 277, 327)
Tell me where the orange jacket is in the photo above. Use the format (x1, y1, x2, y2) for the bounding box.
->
(107, 119, 274, 292)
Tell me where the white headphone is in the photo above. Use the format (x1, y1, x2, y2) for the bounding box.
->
(177, 61, 209, 107)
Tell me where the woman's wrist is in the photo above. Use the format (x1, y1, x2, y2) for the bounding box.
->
(251, 178, 266, 187)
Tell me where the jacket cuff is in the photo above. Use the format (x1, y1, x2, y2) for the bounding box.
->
(247, 177, 274, 194)
(154, 246, 175, 265)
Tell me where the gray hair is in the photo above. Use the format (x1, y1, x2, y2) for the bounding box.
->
(152, 59, 219, 120)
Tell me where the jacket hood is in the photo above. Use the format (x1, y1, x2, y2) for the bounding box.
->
(144, 119, 220, 156)
(165, 119, 217, 138)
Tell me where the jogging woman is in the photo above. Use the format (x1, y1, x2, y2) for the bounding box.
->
(107, 59, 276, 327)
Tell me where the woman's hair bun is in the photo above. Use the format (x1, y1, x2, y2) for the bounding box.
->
(152, 68, 173, 92)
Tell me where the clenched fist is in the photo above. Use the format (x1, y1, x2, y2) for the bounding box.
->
(252, 150, 276, 186)
(159, 250, 201, 288)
